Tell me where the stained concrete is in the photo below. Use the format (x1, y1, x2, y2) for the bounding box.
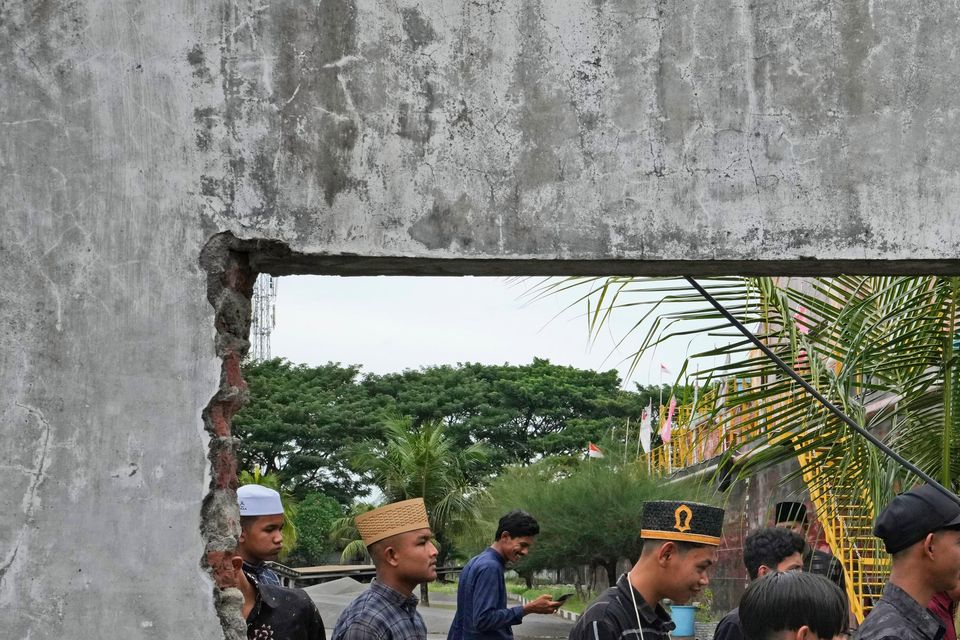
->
(3, 0, 960, 637)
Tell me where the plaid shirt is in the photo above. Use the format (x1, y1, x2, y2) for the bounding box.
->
(243, 560, 281, 587)
(332, 579, 427, 640)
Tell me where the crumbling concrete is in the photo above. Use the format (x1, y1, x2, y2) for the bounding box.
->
(3, 0, 960, 637)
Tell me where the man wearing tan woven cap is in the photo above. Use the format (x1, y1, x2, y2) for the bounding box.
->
(569, 500, 724, 640)
(331, 498, 438, 640)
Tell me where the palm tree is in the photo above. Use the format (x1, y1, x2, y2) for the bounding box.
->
(542, 275, 960, 618)
(546, 275, 960, 492)
(332, 417, 487, 604)
(330, 502, 376, 563)
(349, 416, 489, 567)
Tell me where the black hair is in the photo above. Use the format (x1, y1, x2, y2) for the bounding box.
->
(495, 510, 540, 540)
(740, 571, 848, 640)
(640, 539, 712, 556)
(743, 527, 806, 580)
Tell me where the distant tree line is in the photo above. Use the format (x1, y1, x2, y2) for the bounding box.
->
(232, 357, 688, 565)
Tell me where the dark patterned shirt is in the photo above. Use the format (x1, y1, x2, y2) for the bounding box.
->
(568, 574, 674, 640)
(854, 583, 945, 640)
(244, 560, 282, 587)
(332, 579, 427, 640)
(246, 578, 325, 640)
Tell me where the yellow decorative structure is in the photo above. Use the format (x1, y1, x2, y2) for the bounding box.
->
(641, 400, 888, 622)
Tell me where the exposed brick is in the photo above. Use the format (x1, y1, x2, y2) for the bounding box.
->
(206, 550, 238, 589)
(223, 349, 247, 390)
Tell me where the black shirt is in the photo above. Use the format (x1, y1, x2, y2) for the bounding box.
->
(805, 548, 845, 589)
(854, 583, 945, 640)
(713, 608, 743, 640)
(568, 574, 674, 640)
(247, 577, 326, 640)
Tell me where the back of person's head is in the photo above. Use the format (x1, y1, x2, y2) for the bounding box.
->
(740, 571, 848, 640)
(743, 527, 806, 579)
(495, 510, 540, 540)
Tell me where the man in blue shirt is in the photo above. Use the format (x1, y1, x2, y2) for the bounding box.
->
(448, 510, 560, 640)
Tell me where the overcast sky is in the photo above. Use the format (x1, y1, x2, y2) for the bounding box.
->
(270, 275, 726, 388)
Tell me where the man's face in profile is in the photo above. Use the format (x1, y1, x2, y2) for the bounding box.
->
(393, 527, 438, 583)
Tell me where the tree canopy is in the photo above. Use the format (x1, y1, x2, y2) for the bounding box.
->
(232, 359, 385, 503)
(463, 457, 714, 587)
(234, 358, 662, 501)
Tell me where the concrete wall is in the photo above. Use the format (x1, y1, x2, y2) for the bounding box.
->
(3, 0, 960, 637)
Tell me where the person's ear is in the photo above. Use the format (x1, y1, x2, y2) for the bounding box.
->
(657, 542, 675, 565)
(230, 555, 244, 572)
(925, 533, 936, 557)
(383, 544, 401, 567)
(794, 624, 813, 640)
(757, 565, 770, 578)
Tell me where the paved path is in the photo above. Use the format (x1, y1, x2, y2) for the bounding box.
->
(306, 580, 574, 640)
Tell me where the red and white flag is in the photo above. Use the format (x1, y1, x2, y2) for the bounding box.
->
(659, 363, 671, 375)
(587, 442, 604, 458)
(639, 400, 653, 453)
(661, 396, 677, 443)
(794, 306, 811, 335)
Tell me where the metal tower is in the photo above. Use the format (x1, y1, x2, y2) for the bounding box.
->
(249, 274, 277, 361)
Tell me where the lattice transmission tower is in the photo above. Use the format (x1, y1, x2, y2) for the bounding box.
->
(249, 274, 277, 361)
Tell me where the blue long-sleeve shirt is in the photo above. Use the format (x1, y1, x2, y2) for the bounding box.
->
(448, 547, 525, 640)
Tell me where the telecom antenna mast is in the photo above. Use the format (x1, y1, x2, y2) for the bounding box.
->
(249, 274, 277, 361)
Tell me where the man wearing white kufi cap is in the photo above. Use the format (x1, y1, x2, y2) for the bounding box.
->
(237, 483, 285, 586)
(331, 498, 438, 640)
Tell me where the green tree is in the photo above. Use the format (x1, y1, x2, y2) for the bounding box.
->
(365, 360, 647, 476)
(331, 503, 377, 563)
(468, 456, 712, 590)
(288, 492, 343, 566)
(236, 358, 658, 504)
(349, 417, 489, 566)
(233, 358, 386, 502)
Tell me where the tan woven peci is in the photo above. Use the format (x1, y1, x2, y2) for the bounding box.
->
(355, 498, 431, 546)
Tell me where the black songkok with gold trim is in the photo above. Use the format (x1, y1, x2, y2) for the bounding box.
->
(640, 500, 724, 546)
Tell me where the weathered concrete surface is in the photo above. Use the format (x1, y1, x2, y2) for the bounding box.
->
(0, 1, 223, 638)
(4, 0, 960, 638)
(206, 0, 960, 271)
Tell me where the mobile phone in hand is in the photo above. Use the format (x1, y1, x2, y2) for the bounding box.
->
(555, 593, 574, 604)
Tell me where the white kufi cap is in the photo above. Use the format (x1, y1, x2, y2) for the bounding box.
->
(237, 484, 284, 516)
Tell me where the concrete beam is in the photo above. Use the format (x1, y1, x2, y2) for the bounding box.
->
(205, 0, 960, 267)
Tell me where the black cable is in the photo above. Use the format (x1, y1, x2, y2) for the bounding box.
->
(684, 275, 960, 507)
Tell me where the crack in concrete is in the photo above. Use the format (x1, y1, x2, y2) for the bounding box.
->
(0, 403, 54, 594)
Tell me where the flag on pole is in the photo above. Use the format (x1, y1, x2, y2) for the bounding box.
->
(588, 442, 604, 458)
(794, 306, 811, 335)
(659, 363, 671, 375)
(661, 396, 677, 443)
(639, 401, 653, 453)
